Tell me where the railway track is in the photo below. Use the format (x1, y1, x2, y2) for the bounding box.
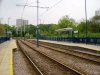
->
(23, 40, 100, 75)
(27, 40, 100, 63)
(16, 41, 44, 75)
(17, 40, 82, 75)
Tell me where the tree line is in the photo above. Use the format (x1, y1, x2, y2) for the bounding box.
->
(0, 15, 100, 38)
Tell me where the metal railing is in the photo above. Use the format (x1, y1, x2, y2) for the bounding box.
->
(40, 36, 100, 44)
(0, 37, 10, 43)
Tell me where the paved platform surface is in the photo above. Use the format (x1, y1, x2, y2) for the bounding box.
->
(0, 39, 17, 75)
(40, 40, 100, 51)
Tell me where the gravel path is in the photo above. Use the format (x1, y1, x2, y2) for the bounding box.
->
(18, 41, 80, 75)
(24, 40, 100, 75)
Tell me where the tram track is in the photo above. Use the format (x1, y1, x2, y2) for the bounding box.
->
(28, 40, 100, 63)
(18, 40, 82, 75)
(23, 40, 100, 75)
(16, 41, 44, 75)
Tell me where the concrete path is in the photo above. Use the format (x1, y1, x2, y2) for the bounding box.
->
(0, 39, 17, 75)
(40, 40, 100, 51)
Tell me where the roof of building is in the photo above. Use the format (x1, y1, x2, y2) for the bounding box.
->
(55, 27, 73, 32)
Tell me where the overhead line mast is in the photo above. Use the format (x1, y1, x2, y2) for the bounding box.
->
(16, 0, 49, 47)
(85, 0, 87, 44)
(36, 0, 39, 47)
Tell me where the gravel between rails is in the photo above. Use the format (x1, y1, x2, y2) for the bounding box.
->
(13, 48, 39, 75)
(24, 40, 100, 75)
(18, 40, 80, 75)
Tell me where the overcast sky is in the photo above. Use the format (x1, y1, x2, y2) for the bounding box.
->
(0, 0, 100, 25)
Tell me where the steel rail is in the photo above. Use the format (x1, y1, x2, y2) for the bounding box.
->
(20, 40, 84, 75)
(28, 40, 100, 63)
(17, 41, 44, 75)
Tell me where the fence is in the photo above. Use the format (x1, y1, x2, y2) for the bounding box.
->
(0, 37, 10, 43)
(40, 36, 100, 44)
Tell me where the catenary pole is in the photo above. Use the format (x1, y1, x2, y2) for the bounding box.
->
(16, 0, 49, 46)
(36, 0, 39, 47)
(85, 0, 87, 44)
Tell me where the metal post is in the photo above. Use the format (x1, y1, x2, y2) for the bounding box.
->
(8, 18, 10, 25)
(21, 19, 23, 39)
(16, 27, 18, 37)
(16, 0, 48, 43)
(78, 31, 79, 38)
(36, 0, 39, 47)
(23, 21, 25, 40)
(72, 31, 74, 42)
(7, 18, 10, 37)
(0, 19, 1, 24)
(85, 0, 88, 44)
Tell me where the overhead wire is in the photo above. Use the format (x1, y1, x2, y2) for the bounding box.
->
(21, 0, 29, 19)
(20, 0, 29, 37)
(40, 0, 64, 17)
(28, 1, 37, 5)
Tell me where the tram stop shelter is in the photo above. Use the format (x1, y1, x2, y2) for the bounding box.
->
(55, 27, 73, 37)
(55, 27, 79, 38)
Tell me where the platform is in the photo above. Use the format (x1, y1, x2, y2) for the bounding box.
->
(0, 39, 17, 75)
(40, 40, 100, 51)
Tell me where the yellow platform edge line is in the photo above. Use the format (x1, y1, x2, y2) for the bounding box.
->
(10, 49, 13, 75)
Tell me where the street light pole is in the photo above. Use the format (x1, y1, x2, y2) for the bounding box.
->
(85, 0, 88, 44)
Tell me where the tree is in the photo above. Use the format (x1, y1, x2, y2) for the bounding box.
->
(90, 22, 100, 33)
(0, 24, 5, 36)
(10, 26, 17, 37)
(58, 15, 76, 29)
(38, 24, 52, 36)
(92, 16, 100, 20)
(77, 20, 92, 33)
